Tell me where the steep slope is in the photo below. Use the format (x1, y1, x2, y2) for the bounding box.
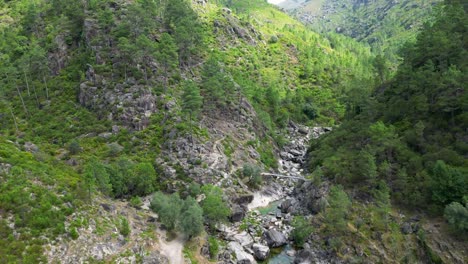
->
(0, 0, 378, 262)
(304, 1, 467, 262)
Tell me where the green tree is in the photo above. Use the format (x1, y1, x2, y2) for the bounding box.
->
(130, 162, 157, 196)
(201, 56, 225, 110)
(430, 160, 467, 206)
(154, 192, 183, 231)
(135, 35, 156, 84)
(291, 216, 313, 247)
(155, 33, 178, 91)
(83, 158, 112, 198)
(180, 197, 204, 238)
(164, 0, 203, 67)
(373, 180, 391, 230)
(325, 185, 351, 234)
(201, 185, 231, 228)
(444, 199, 468, 234)
(181, 80, 203, 141)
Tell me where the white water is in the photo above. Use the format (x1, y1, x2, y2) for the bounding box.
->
(267, 0, 285, 5)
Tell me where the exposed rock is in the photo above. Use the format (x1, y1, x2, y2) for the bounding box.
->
(233, 231, 254, 248)
(294, 249, 315, 264)
(264, 229, 287, 248)
(280, 199, 297, 214)
(235, 193, 254, 204)
(401, 222, 413, 234)
(24, 142, 39, 153)
(252, 243, 270, 261)
(231, 205, 246, 222)
(142, 251, 169, 264)
(228, 241, 256, 264)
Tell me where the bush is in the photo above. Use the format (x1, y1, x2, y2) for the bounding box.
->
(243, 163, 262, 189)
(151, 192, 204, 237)
(291, 216, 313, 247)
(201, 185, 231, 228)
(444, 200, 468, 234)
(119, 217, 130, 237)
(129, 196, 142, 208)
(70, 227, 79, 240)
(68, 140, 81, 155)
(208, 236, 219, 260)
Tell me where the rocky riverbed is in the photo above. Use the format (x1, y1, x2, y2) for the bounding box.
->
(216, 125, 333, 264)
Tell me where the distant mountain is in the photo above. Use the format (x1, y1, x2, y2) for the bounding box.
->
(281, 0, 442, 58)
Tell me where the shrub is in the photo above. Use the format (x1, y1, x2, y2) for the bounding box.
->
(129, 196, 142, 208)
(70, 227, 79, 240)
(291, 216, 313, 247)
(68, 140, 81, 155)
(119, 217, 130, 237)
(243, 163, 262, 189)
(444, 200, 468, 234)
(208, 236, 219, 260)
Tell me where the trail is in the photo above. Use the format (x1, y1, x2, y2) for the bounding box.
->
(157, 229, 185, 264)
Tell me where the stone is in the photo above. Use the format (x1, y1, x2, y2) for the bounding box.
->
(235, 193, 254, 204)
(294, 249, 314, 264)
(233, 231, 254, 248)
(263, 229, 287, 248)
(280, 199, 297, 214)
(252, 243, 270, 261)
(231, 205, 246, 222)
(142, 251, 169, 264)
(401, 222, 413, 234)
(99, 132, 113, 139)
(24, 142, 39, 153)
(228, 242, 256, 264)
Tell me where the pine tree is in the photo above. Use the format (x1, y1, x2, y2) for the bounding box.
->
(181, 80, 203, 141)
(155, 33, 178, 91)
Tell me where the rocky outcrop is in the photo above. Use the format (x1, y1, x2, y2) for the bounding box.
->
(252, 243, 270, 261)
(228, 241, 256, 264)
(79, 80, 158, 130)
(264, 229, 287, 248)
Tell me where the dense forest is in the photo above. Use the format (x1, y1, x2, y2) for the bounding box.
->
(308, 0, 467, 220)
(0, 0, 466, 263)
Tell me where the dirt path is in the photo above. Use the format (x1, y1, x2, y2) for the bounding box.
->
(158, 229, 185, 264)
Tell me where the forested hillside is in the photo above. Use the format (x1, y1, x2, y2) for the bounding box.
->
(306, 1, 467, 261)
(282, 0, 442, 62)
(0, 0, 376, 262)
(0, 0, 466, 263)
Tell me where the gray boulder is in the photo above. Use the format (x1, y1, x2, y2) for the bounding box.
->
(280, 199, 297, 214)
(294, 249, 314, 264)
(231, 205, 246, 222)
(264, 229, 287, 248)
(228, 242, 256, 264)
(252, 243, 270, 261)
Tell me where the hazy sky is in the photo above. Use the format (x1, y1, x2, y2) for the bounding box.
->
(267, 0, 284, 4)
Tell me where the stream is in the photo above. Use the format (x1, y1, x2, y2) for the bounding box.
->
(219, 125, 329, 263)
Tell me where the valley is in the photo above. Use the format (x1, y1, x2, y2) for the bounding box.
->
(0, 0, 466, 263)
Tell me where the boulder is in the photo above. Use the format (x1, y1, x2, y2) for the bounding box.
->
(235, 193, 254, 204)
(252, 243, 270, 261)
(401, 222, 413, 234)
(294, 249, 315, 264)
(228, 242, 256, 264)
(264, 229, 287, 248)
(280, 199, 297, 214)
(231, 205, 246, 222)
(233, 231, 254, 248)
